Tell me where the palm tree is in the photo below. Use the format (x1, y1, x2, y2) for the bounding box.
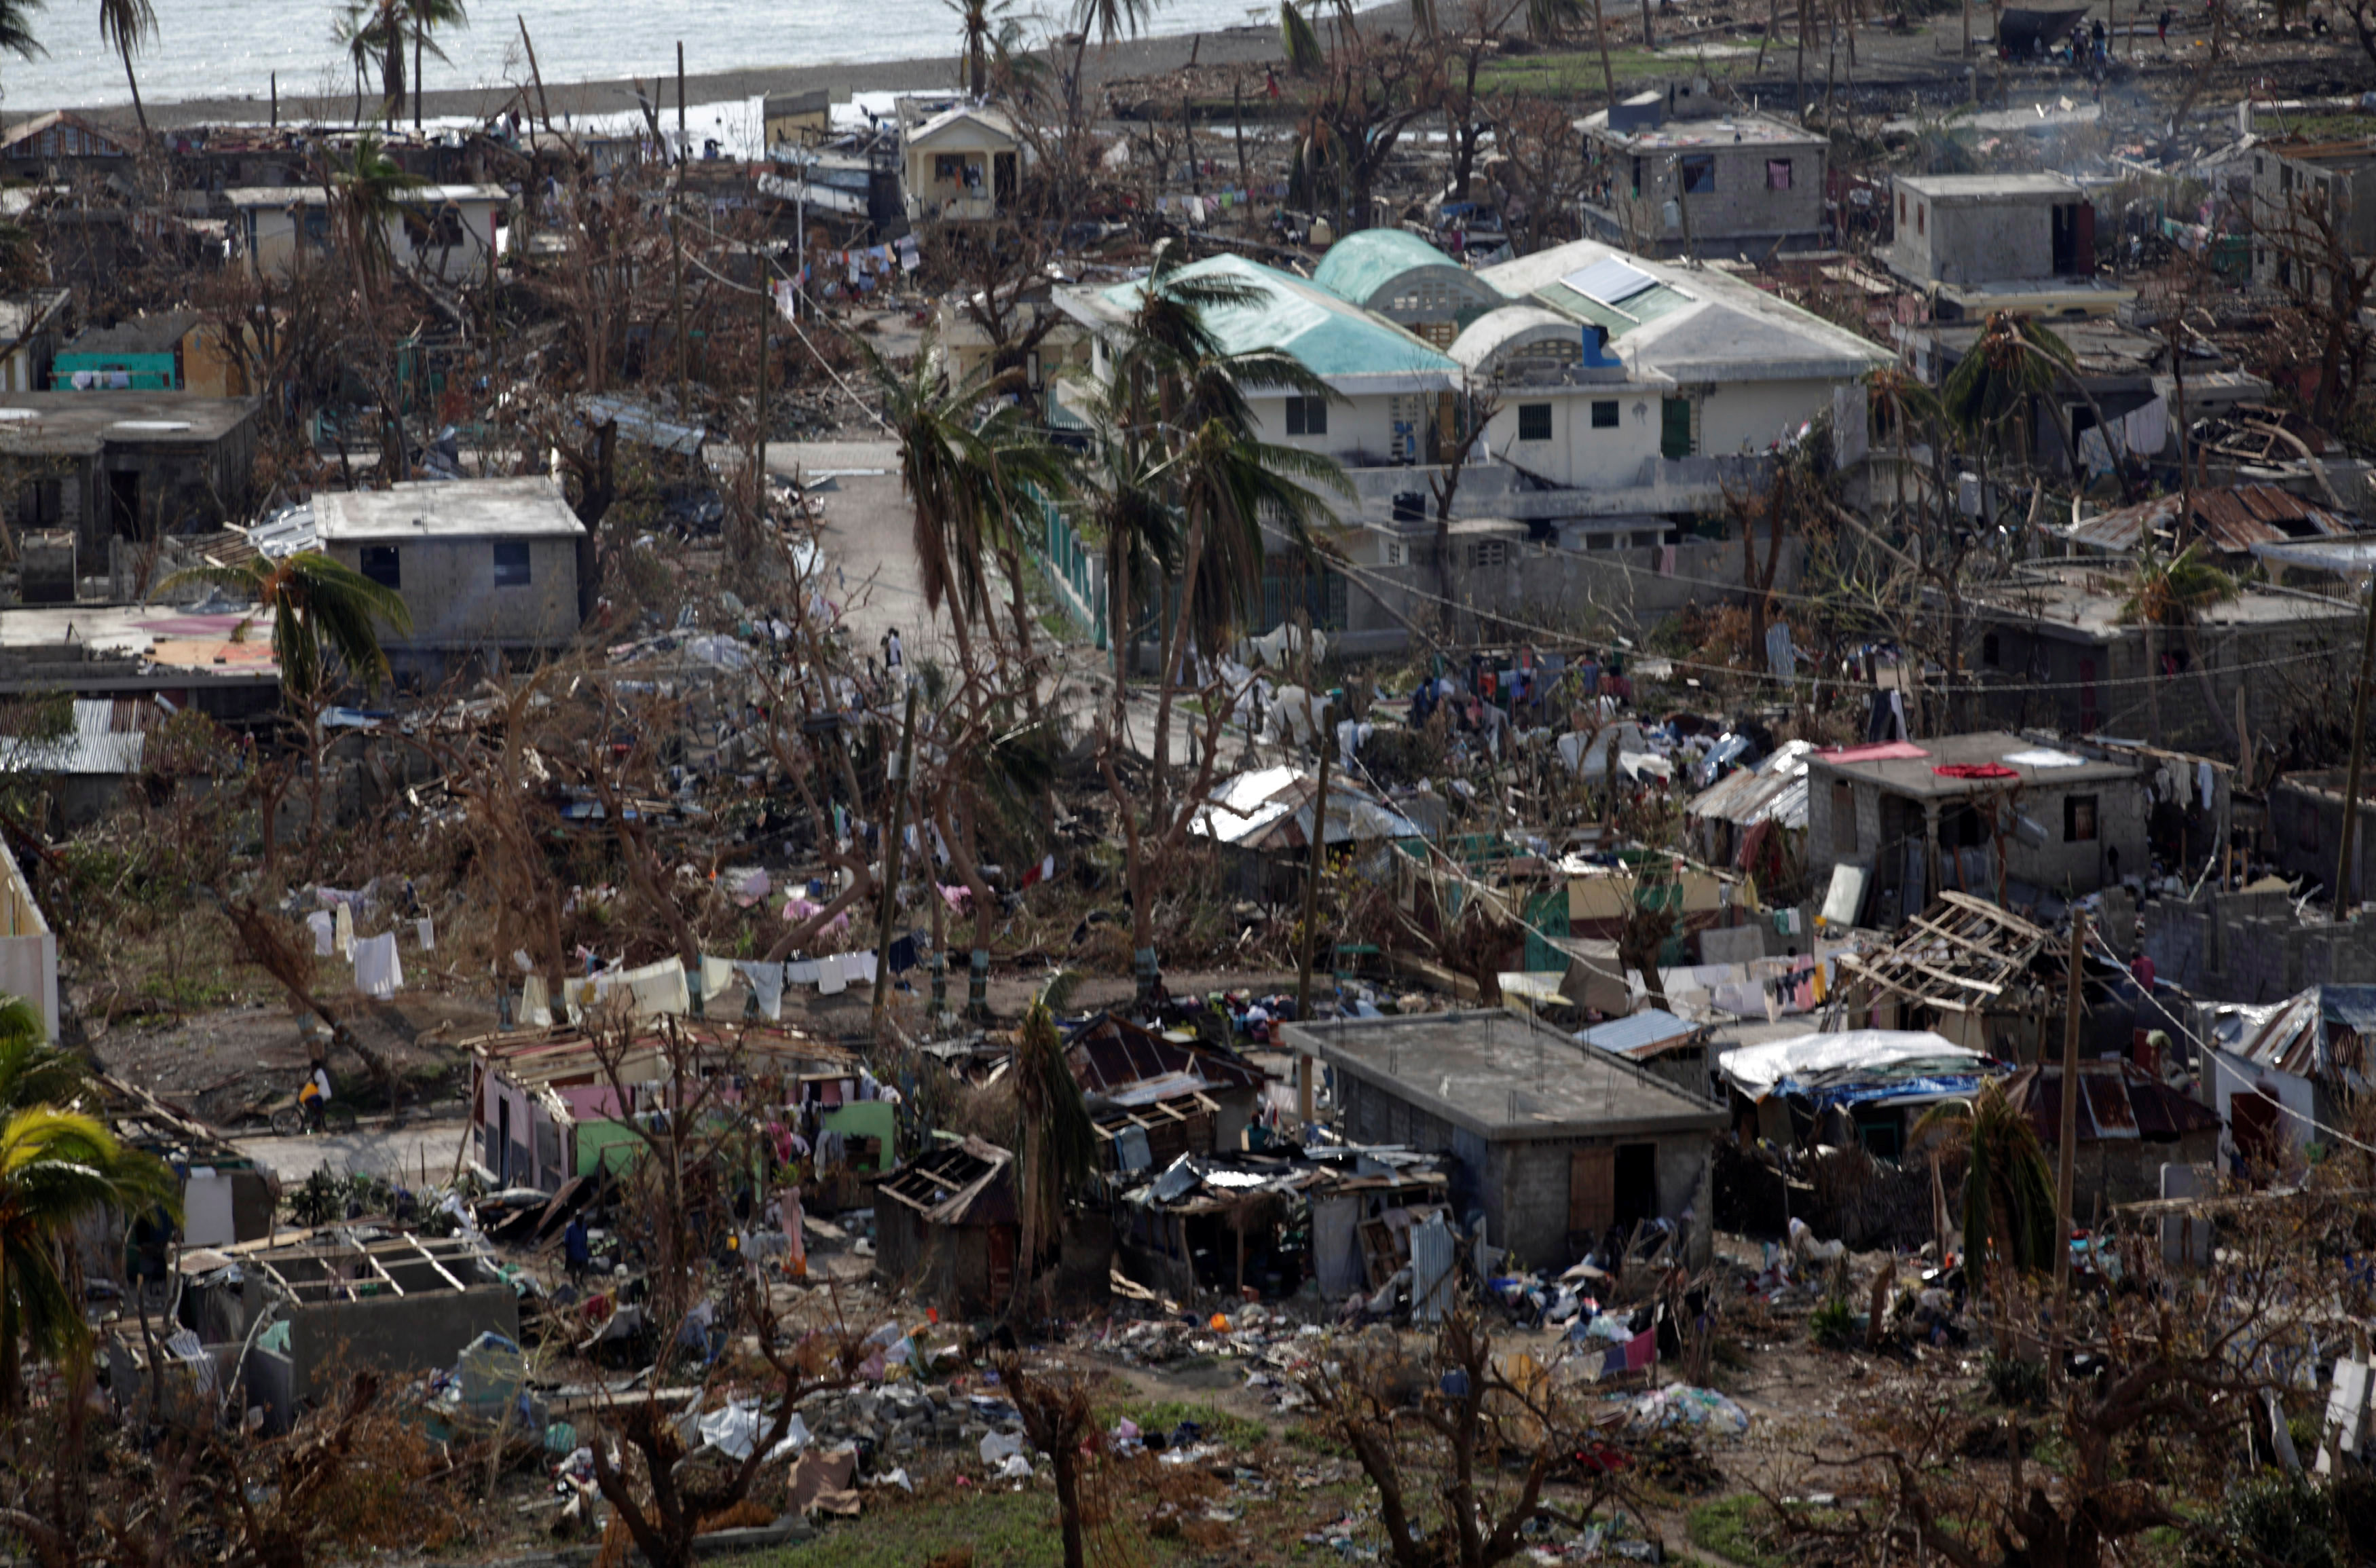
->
(159, 550, 411, 702)
(0, 998, 82, 1114)
(156, 551, 412, 836)
(96, 0, 154, 145)
(1912, 1081, 2057, 1307)
(403, 0, 466, 128)
(0, 0, 45, 77)
(2119, 540, 2241, 746)
(1939, 310, 2075, 481)
(0, 1106, 177, 1412)
(950, 0, 994, 99)
(329, 131, 428, 301)
(1009, 991, 1096, 1319)
(1064, 0, 1162, 118)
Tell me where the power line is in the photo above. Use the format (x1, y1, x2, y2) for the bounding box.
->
(1326, 550, 2342, 699)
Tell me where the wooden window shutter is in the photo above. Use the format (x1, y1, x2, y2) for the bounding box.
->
(1569, 1146, 1615, 1235)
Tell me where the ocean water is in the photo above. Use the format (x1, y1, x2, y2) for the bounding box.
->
(0, 0, 1278, 113)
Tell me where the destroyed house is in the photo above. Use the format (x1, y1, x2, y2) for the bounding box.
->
(872, 1136, 1019, 1315)
(2271, 770, 2376, 906)
(2066, 483, 2364, 566)
(164, 1226, 517, 1425)
(0, 288, 70, 393)
(468, 1024, 854, 1191)
(2207, 986, 2374, 1160)
(1066, 1011, 1266, 1176)
(1805, 734, 2149, 927)
(1967, 562, 2360, 755)
(299, 477, 593, 685)
(0, 390, 260, 555)
(1577, 1008, 1711, 1100)
(1578, 88, 1830, 258)
(1286, 1009, 1724, 1270)
(0, 110, 134, 171)
(226, 183, 508, 283)
(1995, 1059, 2222, 1207)
(1115, 1147, 1449, 1303)
(1830, 893, 2056, 1057)
(1191, 764, 1430, 901)
(2249, 140, 2376, 294)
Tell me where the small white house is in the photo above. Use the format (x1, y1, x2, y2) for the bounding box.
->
(1448, 303, 1672, 492)
(899, 105, 1022, 225)
(227, 183, 510, 284)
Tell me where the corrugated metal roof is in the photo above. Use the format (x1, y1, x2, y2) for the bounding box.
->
(1688, 739, 1817, 828)
(1189, 766, 1425, 852)
(2069, 483, 2361, 554)
(1095, 254, 1458, 382)
(1999, 1060, 2221, 1142)
(1310, 227, 1488, 307)
(1579, 1008, 1701, 1060)
(2226, 986, 2376, 1083)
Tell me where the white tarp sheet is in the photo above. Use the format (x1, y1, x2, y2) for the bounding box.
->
(1718, 1029, 1972, 1098)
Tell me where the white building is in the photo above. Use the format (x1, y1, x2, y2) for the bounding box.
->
(226, 183, 510, 284)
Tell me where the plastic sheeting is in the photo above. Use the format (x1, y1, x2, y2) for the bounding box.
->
(1718, 1029, 1973, 1099)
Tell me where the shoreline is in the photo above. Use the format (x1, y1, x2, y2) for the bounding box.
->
(16, 18, 1292, 131)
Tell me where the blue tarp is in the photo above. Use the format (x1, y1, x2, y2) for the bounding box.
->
(1772, 1072, 1997, 1110)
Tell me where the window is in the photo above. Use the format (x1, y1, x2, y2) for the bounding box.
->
(1584, 532, 1615, 550)
(2278, 256, 2293, 288)
(1916, 202, 1925, 235)
(1679, 155, 1715, 194)
(2282, 164, 2293, 191)
(1898, 191, 1907, 224)
(1766, 158, 1793, 191)
(360, 544, 400, 590)
(493, 540, 532, 587)
(1832, 779, 1856, 852)
(1630, 155, 1644, 196)
(1517, 403, 1552, 441)
(1468, 539, 1508, 569)
(1383, 540, 1409, 567)
(2064, 794, 2100, 843)
(1284, 396, 1328, 436)
(1629, 530, 1658, 548)
(1591, 399, 1620, 428)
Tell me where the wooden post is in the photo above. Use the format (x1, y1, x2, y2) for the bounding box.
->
(2335, 576, 2376, 915)
(2054, 906, 2085, 1294)
(518, 16, 554, 133)
(271, 73, 278, 128)
(872, 684, 921, 1025)
(677, 41, 687, 152)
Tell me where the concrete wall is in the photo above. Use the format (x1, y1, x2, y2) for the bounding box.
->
(0, 838, 57, 1039)
(1697, 377, 1850, 455)
(1890, 192, 2055, 284)
(1249, 388, 1447, 468)
(286, 1284, 519, 1403)
(1487, 383, 1664, 489)
(327, 535, 582, 672)
(1482, 1134, 1709, 1272)
(2270, 777, 2376, 904)
(1338, 534, 1802, 654)
(2142, 889, 2376, 1003)
(1973, 610, 2359, 758)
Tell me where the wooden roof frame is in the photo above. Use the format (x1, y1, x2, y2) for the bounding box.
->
(1839, 893, 2052, 1015)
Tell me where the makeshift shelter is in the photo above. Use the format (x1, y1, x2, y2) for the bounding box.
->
(872, 1137, 1020, 1315)
(1718, 1028, 2000, 1156)
(1191, 765, 1428, 901)
(1832, 893, 2056, 1056)
(1113, 1146, 1451, 1303)
(1997, 1059, 2222, 1208)
(1687, 740, 1815, 881)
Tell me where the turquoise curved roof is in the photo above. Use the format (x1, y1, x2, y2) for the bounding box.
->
(1310, 227, 1478, 307)
(1094, 253, 1455, 381)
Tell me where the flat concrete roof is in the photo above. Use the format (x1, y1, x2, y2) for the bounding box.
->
(1576, 109, 1825, 150)
(0, 390, 257, 453)
(312, 477, 587, 543)
(1804, 731, 2145, 800)
(1895, 172, 2083, 202)
(1284, 1009, 1726, 1142)
(1973, 561, 2359, 637)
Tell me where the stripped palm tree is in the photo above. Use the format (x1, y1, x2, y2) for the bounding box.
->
(96, 0, 153, 144)
(1009, 990, 1096, 1321)
(402, 0, 467, 128)
(1065, 0, 1162, 117)
(0, 1107, 178, 1412)
(329, 131, 428, 302)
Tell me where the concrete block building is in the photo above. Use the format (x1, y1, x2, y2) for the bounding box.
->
(1578, 83, 1828, 258)
(1884, 172, 2133, 320)
(308, 476, 591, 686)
(1804, 732, 2151, 929)
(1284, 1009, 1724, 1272)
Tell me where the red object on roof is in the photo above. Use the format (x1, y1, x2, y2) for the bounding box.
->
(1934, 763, 2020, 779)
(1823, 741, 1930, 763)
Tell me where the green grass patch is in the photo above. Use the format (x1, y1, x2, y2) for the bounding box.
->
(1099, 1397, 1271, 1451)
(1689, 1494, 1793, 1568)
(1475, 46, 1691, 94)
(726, 1486, 1075, 1568)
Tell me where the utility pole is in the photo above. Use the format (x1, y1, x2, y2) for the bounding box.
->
(1294, 608, 1325, 1126)
(2336, 574, 2376, 915)
(872, 684, 921, 1025)
(676, 41, 687, 153)
(2053, 905, 2085, 1295)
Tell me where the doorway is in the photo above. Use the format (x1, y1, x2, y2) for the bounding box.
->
(1614, 1141, 1659, 1231)
(109, 468, 141, 536)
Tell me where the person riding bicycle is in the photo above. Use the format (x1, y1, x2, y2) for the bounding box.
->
(298, 1064, 333, 1133)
